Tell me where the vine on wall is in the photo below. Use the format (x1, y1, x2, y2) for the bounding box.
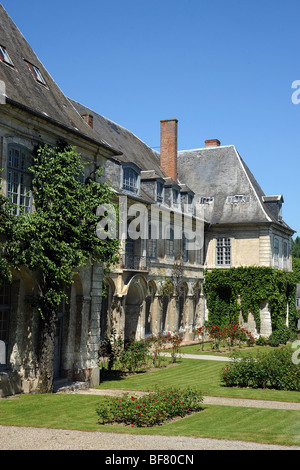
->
(203, 266, 297, 333)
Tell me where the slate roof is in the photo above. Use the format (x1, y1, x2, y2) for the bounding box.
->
(0, 5, 118, 153)
(177, 145, 294, 231)
(70, 99, 165, 178)
(0, 5, 294, 233)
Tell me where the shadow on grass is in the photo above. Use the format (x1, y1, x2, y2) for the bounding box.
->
(100, 368, 150, 384)
(99, 360, 183, 385)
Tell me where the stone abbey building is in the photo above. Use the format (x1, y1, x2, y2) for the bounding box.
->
(0, 5, 294, 395)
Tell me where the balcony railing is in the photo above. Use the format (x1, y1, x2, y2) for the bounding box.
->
(121, 253, 151, 271)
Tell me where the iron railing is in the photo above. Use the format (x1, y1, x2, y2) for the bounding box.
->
(121, 253, 151, 270)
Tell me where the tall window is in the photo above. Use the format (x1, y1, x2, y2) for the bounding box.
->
(274, 237, 279, 267)
(182, 234, 188, 262)
(147, 221, 157, 259)
(157, 181, 164, 203)
(122, 166, 139, 194)
(166, 226, 174, 258)
(283, 241, 288, 270)
(216, 238, 231, 265)
(7, 145, 32, 214)
(172, 188, 180, 207)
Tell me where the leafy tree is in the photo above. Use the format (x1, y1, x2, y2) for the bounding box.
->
(2, 143, 120, 393)
(292, 257, 300, 284)
(292, 236, 300, 259)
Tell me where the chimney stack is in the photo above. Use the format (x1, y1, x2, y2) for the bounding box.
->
(81, 113, 94, 129)
(205, 139, 221, 147)
(160, 119, 178, 182)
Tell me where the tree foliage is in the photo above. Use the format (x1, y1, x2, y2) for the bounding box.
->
(292, 237, 300, 259)
(1, 143, 120, 392)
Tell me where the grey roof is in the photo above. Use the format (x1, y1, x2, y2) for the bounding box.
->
(177, 145, 293, 231)
(70, 99, 165, 178)
(0, 5, 118, 153)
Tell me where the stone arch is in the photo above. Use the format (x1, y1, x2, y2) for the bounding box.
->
(124, 275, 147, 340)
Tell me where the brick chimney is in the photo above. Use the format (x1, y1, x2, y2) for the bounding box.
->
(81, 113, 94, 129)
(160, 119, 178, 182)
(205, 139, 221, 147)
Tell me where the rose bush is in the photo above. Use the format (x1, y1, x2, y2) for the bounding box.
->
(221, 347, 300, 391)
(96, 387, 204, 427)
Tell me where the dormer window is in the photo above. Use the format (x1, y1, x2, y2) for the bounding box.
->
(157, 181, 164, 203)
(0, 46, 14, 67)
(227, 195, 250, 203)
(25, 60, 47, 86)
(199, 196, 214, 204)
(122, 164, 140, 194)
(172, 188, 180, 207)
(187, 194, 194, 213)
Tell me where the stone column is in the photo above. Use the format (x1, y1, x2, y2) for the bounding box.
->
(87, 262, 103, 387)
(259, 301, 272, 337)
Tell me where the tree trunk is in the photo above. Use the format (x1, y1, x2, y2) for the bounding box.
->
(37, 308, 57, 393)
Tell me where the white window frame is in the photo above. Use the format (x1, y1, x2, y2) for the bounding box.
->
(122, 164, 140, 195)
(7, 144, 33, 215)
(216, 237, 231, 266)
(0, 45, 14, 67)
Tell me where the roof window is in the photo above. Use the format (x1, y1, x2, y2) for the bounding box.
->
(227, 195, 250, 203)
(25, 61, 47, 86)
(0, 46, 14, 67)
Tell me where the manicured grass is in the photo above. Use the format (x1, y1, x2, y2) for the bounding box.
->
(1, 351, 300, 447)
(98, 357, 300, 403)
(0, 394, 299, 447)
(180, 342, 284, 357)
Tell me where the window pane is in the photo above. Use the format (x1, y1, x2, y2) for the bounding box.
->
(7, 146, 32, 214)
(216, 238, 231, 265)
(123, 167, 138, 193)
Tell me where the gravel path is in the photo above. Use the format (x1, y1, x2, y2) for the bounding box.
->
(1, 424, 299, 450)
(1, 353, 300, 451)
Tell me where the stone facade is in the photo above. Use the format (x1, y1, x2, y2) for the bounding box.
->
(0, 5, 296, 398)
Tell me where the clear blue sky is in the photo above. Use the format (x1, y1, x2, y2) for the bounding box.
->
(1, 0, 300, 237)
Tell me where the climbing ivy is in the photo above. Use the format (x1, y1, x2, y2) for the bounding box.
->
(203, 266, 298, 333)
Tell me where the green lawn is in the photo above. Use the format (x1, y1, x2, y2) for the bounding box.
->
(0, 353, 299, 447)
(98, 357, 300, 403)
(0, 392, 299, 447)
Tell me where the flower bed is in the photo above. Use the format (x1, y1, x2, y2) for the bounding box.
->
(197, 322, 255, 351)
(96, 387, 204, 427)
(221, 347, 300, 391)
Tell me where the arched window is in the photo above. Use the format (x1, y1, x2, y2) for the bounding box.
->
(7, 144, 32, 214)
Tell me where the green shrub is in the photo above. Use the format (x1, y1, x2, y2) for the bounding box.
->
(119, 338, 150, 372)
(96, 387, 204, 427)
(255, 336, 267, 346)
(221, 347, 300, 391)
(268, 325, 290, 347)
